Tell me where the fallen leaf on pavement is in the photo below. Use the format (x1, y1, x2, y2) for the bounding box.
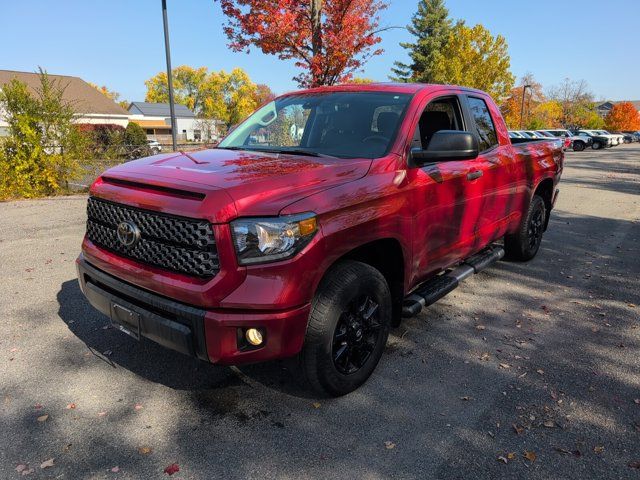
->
(16, 465, 27, 473)
(507, 452, 516, 460)
(164, 463, 180, 475)
(594, 446, 604, 454)
(460, 396, 472, 401)
(628, 304, 637, 308)
(475, 325, 486, 330)
(19, 466, 34, 476)
(499, 363, 510, 369)
(138, 446, 152, 455)
(134, 404, 143, 411)
(555, 447, 581, 457)
(66, 403, 76, 410)
(497, 455, 508, 464)
(34, 403, 43, 410)
(384, 441, 396, 449)
(523, 451, 537, 462)
(98, 411, 107, 417)
(312, 402, 321, 409)
(111, 466, 120, 473)
(536, 369, 545, 375)
(629, 461, 640, 469)
(480, 352, 491, 361)
(512, 423, 524, 435)
(37, 414, 48, 422)
(40, 458, 54, 469)
(634, 399, 640, 405)
(543, 421, 555, 428)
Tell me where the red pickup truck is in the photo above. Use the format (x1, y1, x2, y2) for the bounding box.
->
(77, 83, 562, 396)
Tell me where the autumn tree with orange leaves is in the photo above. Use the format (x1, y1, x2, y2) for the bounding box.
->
(216, 0, 388, 88)
(605, 102, 640, 131)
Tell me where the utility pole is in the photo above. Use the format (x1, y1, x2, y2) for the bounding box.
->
(161, 0, 178, 152)
(519, 84, 531, 130)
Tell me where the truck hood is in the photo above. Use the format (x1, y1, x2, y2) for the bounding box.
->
(100, 148, 371, 220)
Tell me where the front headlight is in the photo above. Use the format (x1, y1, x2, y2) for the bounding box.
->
(231, 213, 318, 265)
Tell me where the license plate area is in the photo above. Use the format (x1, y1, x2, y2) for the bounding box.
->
(110, 302, 141, 340)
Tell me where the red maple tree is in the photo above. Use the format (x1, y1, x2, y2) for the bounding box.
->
(605, 102, 640, 131)
(216, 0, 388, 87)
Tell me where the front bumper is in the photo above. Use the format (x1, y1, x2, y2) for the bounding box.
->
(76, 255, 310, 365)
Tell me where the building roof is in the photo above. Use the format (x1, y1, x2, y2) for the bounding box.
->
(128, 102, 195, 118)
(0, 69, 129, 116)
(597, 100, 640, 111)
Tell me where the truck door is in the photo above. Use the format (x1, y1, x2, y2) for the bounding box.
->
(461, 95, 519, 249)
(406, 94, 489, 283)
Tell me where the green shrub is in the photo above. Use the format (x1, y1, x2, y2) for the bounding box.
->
(124, 122, 147, 146)
(0, 69, 88, 199)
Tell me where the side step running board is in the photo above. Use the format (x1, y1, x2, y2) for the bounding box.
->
(401, 245, 504, 318)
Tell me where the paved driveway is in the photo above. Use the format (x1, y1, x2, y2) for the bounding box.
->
(1, 145, 639, 479)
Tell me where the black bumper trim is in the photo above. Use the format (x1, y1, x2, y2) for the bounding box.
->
(77, 257, 209, 361)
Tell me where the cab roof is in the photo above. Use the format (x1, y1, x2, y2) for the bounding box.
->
(279, 82, 488, 98)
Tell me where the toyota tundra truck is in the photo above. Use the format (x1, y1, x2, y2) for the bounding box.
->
(76, 83, 562, 396)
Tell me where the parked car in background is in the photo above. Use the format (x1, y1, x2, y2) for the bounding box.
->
(596, 130, 623, 146)
(535, 130, 570, 150)
(523, 130, 548, 139)
(574, 130, 611, 150)
(615, 132, 635, 143)
(76, 83, 563, 396)
(622, 131, 640, 142)
(508, 131, 526, 139)
(147, 140, 162, 154)
(541, 129, 592, 152)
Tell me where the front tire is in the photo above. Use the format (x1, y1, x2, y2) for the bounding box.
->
(299, 260, 392, 397)
(504, 195, 547, 261)
(592, 141, 602, 150)
(573, 141, 585, 152)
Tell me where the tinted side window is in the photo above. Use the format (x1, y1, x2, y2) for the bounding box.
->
(467, 97, 498, 151)
(412, 96, 465, 150)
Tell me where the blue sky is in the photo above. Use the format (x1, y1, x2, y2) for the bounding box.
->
(2, 0, 638, 102)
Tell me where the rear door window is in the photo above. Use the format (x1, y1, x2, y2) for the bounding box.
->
(467, 97, 498, 152)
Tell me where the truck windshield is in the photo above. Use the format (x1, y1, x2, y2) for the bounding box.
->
(218, 92, 411, 159)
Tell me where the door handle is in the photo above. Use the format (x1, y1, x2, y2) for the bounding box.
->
(466, 170, 483, 181)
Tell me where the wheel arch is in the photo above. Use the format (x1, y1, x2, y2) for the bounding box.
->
(533, 177, 554, 230)
(327, 238, 406, 326)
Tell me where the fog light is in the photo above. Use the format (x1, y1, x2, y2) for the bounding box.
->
(245, 328, 263, 346)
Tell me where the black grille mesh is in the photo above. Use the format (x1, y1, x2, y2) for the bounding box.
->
(86, 197, 219, 277)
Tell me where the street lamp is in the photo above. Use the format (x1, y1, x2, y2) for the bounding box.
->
(519, 84, 531, 130)
(161, 0, 178, 152)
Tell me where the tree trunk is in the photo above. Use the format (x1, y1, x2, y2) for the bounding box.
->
(310, 0, 323, 86)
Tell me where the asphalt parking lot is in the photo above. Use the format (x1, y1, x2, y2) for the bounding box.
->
(1, 145, 639, 479)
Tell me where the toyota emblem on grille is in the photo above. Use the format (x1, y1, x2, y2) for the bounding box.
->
(116, 221, 141, 247)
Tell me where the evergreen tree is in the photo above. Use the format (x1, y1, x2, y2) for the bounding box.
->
(390, 0, 452, 83)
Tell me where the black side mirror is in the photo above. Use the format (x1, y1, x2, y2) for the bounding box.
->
(411, 130, 479, 165)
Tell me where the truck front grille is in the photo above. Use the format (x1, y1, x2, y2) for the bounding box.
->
(85, 197, 219, 278)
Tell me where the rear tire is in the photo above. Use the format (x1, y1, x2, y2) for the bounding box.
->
(573, 141, 585, 152)
(592, 141, 602, 150)
(299, 260, 392, 397)
(504, 195, 547, 262)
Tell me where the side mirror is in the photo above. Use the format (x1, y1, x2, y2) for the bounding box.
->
(411, 130, 479, 165)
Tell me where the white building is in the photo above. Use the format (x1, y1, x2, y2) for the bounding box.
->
(0, 69, 130, 136)
(128, 102, 223, 143)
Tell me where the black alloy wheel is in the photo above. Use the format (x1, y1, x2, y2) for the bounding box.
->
(527, 203, 545, 252)
(299, 260, 392, 396)
(332, 295, 382, 375)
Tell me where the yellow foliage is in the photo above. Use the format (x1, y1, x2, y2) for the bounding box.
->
(430, 23, 515, 101)
(144, 66, 273, 126)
